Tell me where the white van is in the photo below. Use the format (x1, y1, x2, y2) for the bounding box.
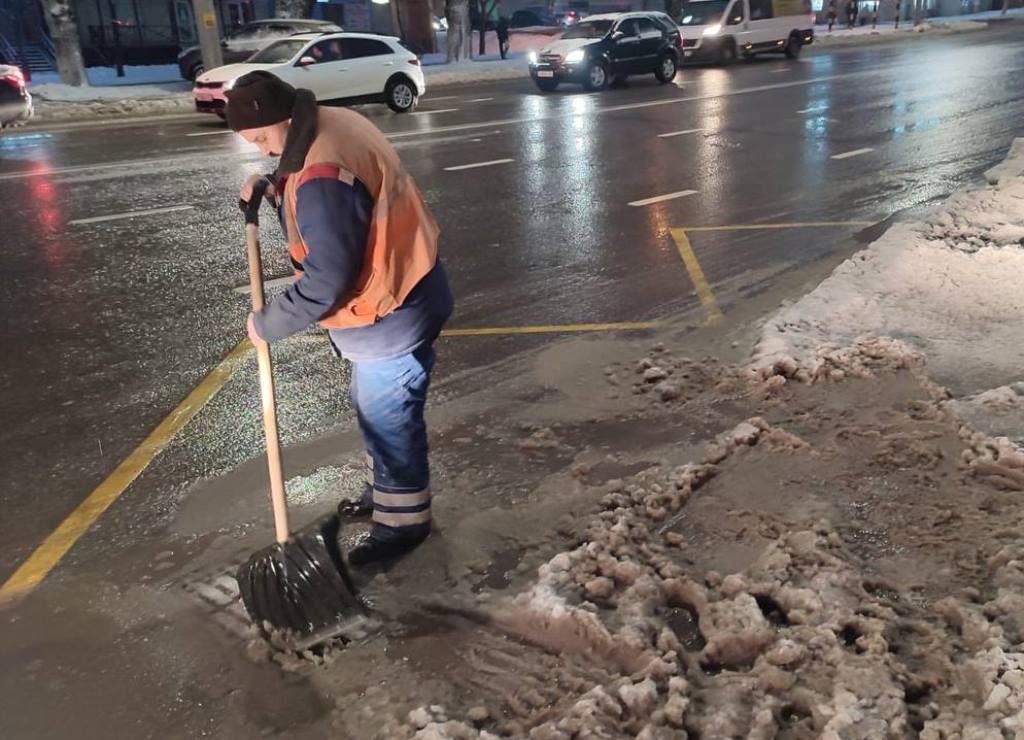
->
(678, 0, 815, 64)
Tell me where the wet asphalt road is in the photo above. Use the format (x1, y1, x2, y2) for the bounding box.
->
(2, 23, 1023, 590)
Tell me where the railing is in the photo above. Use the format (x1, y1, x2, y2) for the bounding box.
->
(40, 32, 55, 61)
(0, 30, 16, 65)
(86, 24, 182, 48)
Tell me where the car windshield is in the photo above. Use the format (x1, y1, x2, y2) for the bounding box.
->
(561, 20, 613, 39)
(247, 39, 305, 63)
(679, 0, 730, 25)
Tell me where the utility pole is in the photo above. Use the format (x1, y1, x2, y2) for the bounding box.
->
(191, 0, 223, 76)
(108, 0, 124, 76)
(14, 2, 30, 82)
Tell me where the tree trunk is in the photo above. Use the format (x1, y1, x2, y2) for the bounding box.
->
(275, 0, 314, 19)
(39, 0, 87, 86)
(446, 0, 471, 62)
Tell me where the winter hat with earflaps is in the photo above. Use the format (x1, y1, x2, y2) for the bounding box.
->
(225, 70, 319, 175)
(224, 71, 299, 131)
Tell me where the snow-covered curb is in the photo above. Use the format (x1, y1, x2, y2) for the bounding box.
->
(812, 19, 989, 48)
(424, 57, 528, 86)
(752, 137, 1024, 438)
(29, 93, 194, 123)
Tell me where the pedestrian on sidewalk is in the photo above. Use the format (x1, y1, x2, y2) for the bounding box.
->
(228, 72, 454, 568)
(846, 0, 857, 28)
(496, 16, 510, 59)
(827, 0, 837, 31)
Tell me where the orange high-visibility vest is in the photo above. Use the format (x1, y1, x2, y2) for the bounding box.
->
(282, 106, 439, 329)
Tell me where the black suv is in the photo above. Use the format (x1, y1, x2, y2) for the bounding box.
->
(176, 19, 341, 81)
(528, 12, 682, 92)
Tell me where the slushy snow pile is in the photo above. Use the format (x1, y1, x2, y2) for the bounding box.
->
(752, 138, 1024, 416)
(374, 139, 1024, 740)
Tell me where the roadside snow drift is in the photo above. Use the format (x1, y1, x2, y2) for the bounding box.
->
(752, 138, 1024, 411)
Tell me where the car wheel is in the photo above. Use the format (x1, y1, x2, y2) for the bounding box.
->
(718, 41, 736, 66)
(583, 61, 609, 91)
(189, 63, 205, 81)
(655, 54, 677, 83)
(386, 77, 418, 113)
(535, 78, 559, 92)
(784, 35, 802, 59)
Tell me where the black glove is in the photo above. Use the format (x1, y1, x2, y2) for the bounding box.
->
(238, 175, 278, 223)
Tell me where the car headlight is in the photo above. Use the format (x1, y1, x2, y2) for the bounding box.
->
(702, 23, 722, 36)
(528, 50, 539, 63)
(565, 49, 585, 64)
(223, 78, 238, 91)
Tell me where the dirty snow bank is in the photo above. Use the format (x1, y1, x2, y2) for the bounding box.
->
(28, 82, 194, 122)
(397, 403, 1024, 738)
(29, 64, 183, 87)
(752, 137, 1024, 407)
(371, 141, 1024, 740)
(423, 57, 528, 86)
(813, 19, 989, 47)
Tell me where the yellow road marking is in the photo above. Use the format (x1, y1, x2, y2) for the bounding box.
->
(670, 220, 877, 323)
(680, 221, 875, 233)
(670, 229, 724, 325)
(3, 218, 875, 601)
(0, 339, 252, 605)
(442, 322, 658, 337)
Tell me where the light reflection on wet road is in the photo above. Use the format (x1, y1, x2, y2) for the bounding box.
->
(1, 25, 1023, 583)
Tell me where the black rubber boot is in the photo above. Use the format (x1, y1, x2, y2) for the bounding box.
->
(347, 523, 430, 568)
(337, 484, 373, 520)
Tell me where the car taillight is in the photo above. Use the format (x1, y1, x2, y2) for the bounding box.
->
(408, 58, 420, 66)
(2, 67, 25, 89)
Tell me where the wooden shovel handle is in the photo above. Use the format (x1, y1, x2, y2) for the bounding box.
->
(245, 220, 290, 544)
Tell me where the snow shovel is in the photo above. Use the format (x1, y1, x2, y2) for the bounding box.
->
(235, 180, 365, 647)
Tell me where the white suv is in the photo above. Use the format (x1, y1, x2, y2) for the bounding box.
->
(193, 32, 426, 116)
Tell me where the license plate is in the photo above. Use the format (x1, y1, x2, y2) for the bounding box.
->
(194, 93, 212, 101)
(684, 51, 693, 58)
(537, 70, 554, 78)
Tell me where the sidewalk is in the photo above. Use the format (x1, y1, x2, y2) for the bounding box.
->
(812, 8, 1018, 48)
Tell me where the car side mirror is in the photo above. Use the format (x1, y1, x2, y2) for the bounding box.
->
(728, 14, 744, 24)
(297, 56, 316, 67)
(612, 30, 625, 40)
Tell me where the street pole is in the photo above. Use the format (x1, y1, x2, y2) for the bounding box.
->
(389, 0, 403, 39)
(191, 0, 223, 76)
(108, 0, 124, 77)
(15, 2, 30, 82)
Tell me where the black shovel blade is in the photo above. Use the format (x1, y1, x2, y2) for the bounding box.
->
(236, 527, 364, 641)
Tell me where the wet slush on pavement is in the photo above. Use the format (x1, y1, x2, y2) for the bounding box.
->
(2, 22, 1024, 739)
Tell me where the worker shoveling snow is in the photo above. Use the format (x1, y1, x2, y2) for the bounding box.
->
(247, 141, 1024, 738)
